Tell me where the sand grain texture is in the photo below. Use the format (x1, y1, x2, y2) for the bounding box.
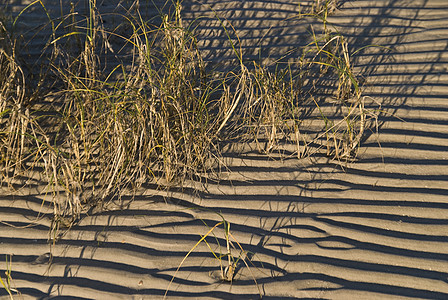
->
(1, 0, 448, 299)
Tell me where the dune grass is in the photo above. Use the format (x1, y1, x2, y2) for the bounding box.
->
(0, 0, 377, 235)
(0, 16, 27, 184)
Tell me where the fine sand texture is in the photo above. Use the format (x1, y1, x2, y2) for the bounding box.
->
(1, 0, 448, 299)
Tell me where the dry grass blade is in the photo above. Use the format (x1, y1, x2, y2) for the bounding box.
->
(164, 221, 223, 299)
(0, 254, 21, 299)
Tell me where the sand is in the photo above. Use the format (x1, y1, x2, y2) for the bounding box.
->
(1, 0, 448, 299)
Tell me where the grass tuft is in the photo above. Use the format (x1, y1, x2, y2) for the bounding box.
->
(0, 0, 378, 236)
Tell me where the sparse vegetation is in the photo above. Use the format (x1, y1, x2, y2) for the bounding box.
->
(0, 0, 377, 238)
(0, 254, 20, 299)
(164, 212, 261, 298)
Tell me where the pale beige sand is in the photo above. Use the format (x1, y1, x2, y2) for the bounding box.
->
(1, 0, 448, 299)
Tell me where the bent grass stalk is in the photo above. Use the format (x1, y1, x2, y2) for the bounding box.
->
(164, 212, 261, 299)
(0, 254, 20, 299)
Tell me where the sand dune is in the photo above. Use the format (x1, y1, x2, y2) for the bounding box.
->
(1, 0, 448, 299)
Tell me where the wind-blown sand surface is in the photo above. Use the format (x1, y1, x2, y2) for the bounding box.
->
(1, 0, 448, 299)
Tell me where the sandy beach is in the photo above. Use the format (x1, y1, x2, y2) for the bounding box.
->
(1, 0, 448, 299)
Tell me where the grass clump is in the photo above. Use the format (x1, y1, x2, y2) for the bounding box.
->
(42, 1, 230, 223)
(0, 0, 378, 233)
(0, 18, 28, 182)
